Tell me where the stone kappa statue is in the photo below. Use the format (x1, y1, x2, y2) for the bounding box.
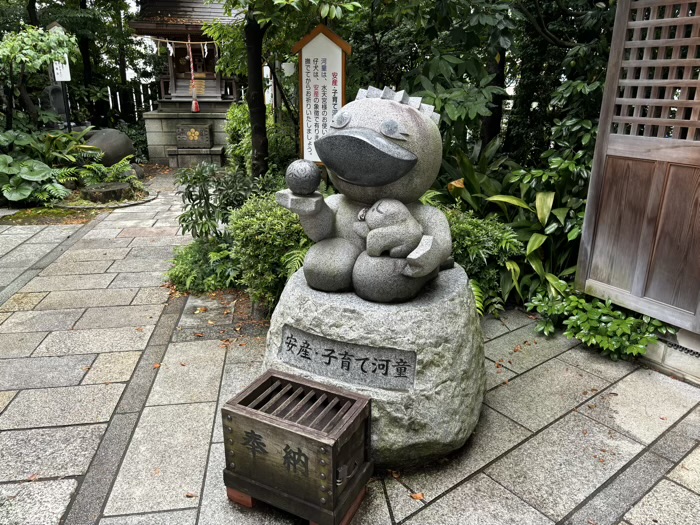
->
(277, 86, 452, 303)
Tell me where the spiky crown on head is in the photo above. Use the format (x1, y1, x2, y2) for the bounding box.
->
(355, 86, 441, 125)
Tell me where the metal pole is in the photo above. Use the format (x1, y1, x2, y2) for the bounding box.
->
(61, 81, 72, 132)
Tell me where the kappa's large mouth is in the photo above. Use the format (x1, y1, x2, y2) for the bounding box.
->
(314, 128, 417, 187)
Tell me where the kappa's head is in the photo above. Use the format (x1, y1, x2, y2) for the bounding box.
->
(314, 86, 442, 204)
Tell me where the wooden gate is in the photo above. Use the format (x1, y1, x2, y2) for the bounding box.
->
(577, 0, 700, 333)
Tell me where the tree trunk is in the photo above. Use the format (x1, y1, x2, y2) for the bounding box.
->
(6, 63, 14, 131)
(27, 0, 39, 25)
(115, 7, 135, 122)
(481, 48, 507, 145)
(18, 70, 40, 126)
(244, 16, 269, 178)
(79, 0, 93, 87)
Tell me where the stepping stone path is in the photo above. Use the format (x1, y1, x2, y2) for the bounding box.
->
(1, 172, 700, 524)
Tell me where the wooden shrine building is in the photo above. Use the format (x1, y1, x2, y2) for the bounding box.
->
(577, 0, 700, 382)
(131, 0, 241, 166)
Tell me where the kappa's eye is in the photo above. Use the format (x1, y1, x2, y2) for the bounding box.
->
(331, 112, 351, 128)
(380, 119, 409, 141)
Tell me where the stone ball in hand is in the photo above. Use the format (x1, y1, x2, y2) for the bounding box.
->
(286, 159, 322, 195)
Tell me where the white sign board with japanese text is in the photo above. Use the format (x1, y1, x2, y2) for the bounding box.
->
(293, 25, 350, 163)
(52, 55, 71, 82)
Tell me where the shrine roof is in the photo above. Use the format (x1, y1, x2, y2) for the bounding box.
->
(132, 0, 240, 35)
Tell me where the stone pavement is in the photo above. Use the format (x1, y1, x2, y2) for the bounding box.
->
(1, 173, 700, 524)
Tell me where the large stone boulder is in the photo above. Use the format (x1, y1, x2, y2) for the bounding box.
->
(264, 265, 485, 468)
(86, 128, 135, 167)
(81, 182, 134, 203)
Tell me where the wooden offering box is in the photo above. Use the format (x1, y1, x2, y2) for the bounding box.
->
(222, 370, 373, 525)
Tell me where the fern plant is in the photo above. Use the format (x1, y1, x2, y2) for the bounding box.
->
(79, 155, 143, 192)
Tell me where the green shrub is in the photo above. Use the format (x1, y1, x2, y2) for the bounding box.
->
(167, 239, 237, 293)
(527, 284, 675, 360)
(445, 208, 523, 314)
(228, 193, 309, 309)
(117, 121, 148, 164)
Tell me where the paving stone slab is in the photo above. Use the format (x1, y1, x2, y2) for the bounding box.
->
(33, 326, 154, 356)
(178, 294, 234, 328)
(563, 450, 673, 525)
(3, 225, 46, 235)
(127, 245, 176, 259)
(583, 369, 700, 444)
(0, 308, 84, 333)
(147, 340, 226, 406)
(96, 220, 156, 229)
(104, 402, 216, 516)
(0, 390, 16, 413)
(405, 474, 553, 525)
(198, 442, 301, 525)
(0, 424, 106, 482)
(83, 351, 142, 384)
(35, 288, 138, 311)
(675, 406, 700, 441)
(0, 292, 47, 312)
(153, 219, 180, 228)
(132, 287, 170, 305)
(82, 228, 124, 239)
(651, 429, 699, 462)
(103, 212, 158, 222)
(0, 383, 125, 430)
(74, 304, 164, 330)
(0, 479, 77, 525)
(118, 227, 178, 238)
(668, 444, 700, 493)
(0, 236, 28, 258)
(40, 259, 113, 276)
(79, 228, 131, 242)
(397, 406, 531, 502)
(212, 358, 265, 442)
(107, 258, 172, 273)
(115, 345, 167, 414)
(25, 226, 79, 244)
(0, 312, 9, 324)
(129, 236, 191, 247)
(485, 358, 517, 390)
(481, 316, 509, 342)
(484, 324, 579, 373)
(100, 510, 198, 525)
(485, 358, 609, 431)
(225, 336, 267, 364)
(0, 242, 57, 267)
(384, 477, 425, 521)
(63, 413, 139, 525)
(0, 354, 94, 390)
(74, 238, 132, 249)
(499, 308, 537, 330)
(21, 273, 116, 292)
(558, 346, 638, 382)
(0, 332, 48, 358)
(58, 247, 131, 262)
(0, 268, 23, 287)
(486, 412, 644, 521)
(109, 272, 167, 288)
(624, 479, 700, 525)
(148, 313, 180, 346)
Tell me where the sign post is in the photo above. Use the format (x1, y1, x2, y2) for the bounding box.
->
(291, 25, 351, 163)
(47, 22, 72, 132)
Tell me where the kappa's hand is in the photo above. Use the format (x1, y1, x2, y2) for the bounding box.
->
(401, 235, 437, 278)
(275, 189, 325, 217)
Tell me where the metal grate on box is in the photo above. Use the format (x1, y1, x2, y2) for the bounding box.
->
(237, 376, 357, 434)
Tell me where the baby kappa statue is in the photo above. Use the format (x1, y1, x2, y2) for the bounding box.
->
(277, 86, 453, 303)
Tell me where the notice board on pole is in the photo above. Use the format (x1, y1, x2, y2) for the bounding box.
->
(292, 25, 351, 163)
